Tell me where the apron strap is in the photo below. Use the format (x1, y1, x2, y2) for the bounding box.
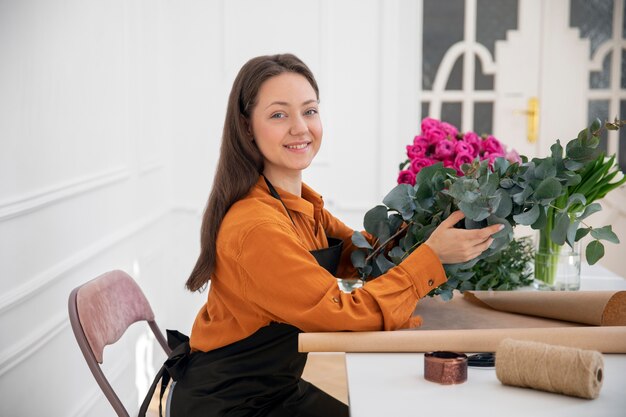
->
(138, 330, 190, 417)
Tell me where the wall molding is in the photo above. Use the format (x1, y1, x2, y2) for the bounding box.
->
(0, 166, 131, 221)
(69, 356, 131, 417)
(0, 312, 68, 377)
(0, 208, 170, 314)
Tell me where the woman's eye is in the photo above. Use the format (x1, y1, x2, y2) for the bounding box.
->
(270, 112, 286, 119)
(305, 108, 318, 116)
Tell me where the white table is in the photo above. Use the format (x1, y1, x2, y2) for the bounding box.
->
(344, 264, 626, 416)
(346, 352, 626, 417)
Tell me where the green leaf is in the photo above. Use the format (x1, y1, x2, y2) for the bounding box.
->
(500, 178, 515, 189)
(586, 240, 605, 265)
(513, 204, 540, 225)
(363, 205, 389, 237)
(350, 250, 367, 268)
(551, 140, 563, 160)
(389, 214, 404, 234)
(382, 184, 416, 220)
(550, 211, 571, 245)
(575, 227, 591, 241)
(535, 158, 557, 179)
(533, 177, 563, 202)
(388, 246, 406, 264)
(566, 193, 586, 210)
(494, 157, 509, 176)
(560, 171, 581, 186)
(351, 232, 372, 249)
(494, 189, 512, 218)
(530, 205, 547, 230)
(579, 203, 602, 220)
(459, 198, 491, 222)
(512, 184, 534, 205)
(445, 177, 479, 202)
(566, 221, 580, 247)
(564, 159, 585, 171)
(375, 253, 396, 274)
(590, 226, 620, 244)
(589, 118, 602, 135)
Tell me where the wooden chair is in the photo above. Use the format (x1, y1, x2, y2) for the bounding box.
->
(68, 270, 172, 417)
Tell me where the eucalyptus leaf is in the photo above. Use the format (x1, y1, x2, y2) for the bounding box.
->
(350, 250, 367, 268)
(375, 253, 396, 274)
(533, 177, 563, 202)
(566, 193, 586, 210)
(566, 221, 581, 247)
(550, 211, 571, 245)
(586, 240, 605, 265)
(494, 189, 513, 218)
(535, 158, 557, 179)
(530, 205, 547, 229)
(351, 232, 373, 249)
(382, 184, 416, 220)
(388, 246, 406, 264)
(579, 203, 602, 220)
(513, 204, 540, 225)
(590, 226, 620, 244)
(363, 205, 388, 236)
(575, 227, 591, 241)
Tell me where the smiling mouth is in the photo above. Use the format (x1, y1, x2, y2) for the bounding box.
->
(284, 142, 311, 150)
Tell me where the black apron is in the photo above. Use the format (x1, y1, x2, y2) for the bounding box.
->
(139, 178, 348, 417)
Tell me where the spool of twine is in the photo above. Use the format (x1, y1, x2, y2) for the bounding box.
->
(495, 338, 604, 399)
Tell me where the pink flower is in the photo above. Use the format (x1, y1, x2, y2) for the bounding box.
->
(505, 148, 522, 164)
(413, 135, 428, 146)
(407, 143, 427, 159)
(454, 140, 473, 156)
(453, 152, 474, 173)
(434, 139, 456, 160)
(420, 117, 441, 135)
(397, 169, 416, 186)
(410, 157, 435, 174)
(440, 122, 459, 139)
(462, 132, 482, 157)
(424, 127, 447, 144)
(482, 135, 504, 154)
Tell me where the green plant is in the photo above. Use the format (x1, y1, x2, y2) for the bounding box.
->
(351, 118, 626, 300)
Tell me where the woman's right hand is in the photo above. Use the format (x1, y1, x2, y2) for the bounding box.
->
(424, 211, 503, 264)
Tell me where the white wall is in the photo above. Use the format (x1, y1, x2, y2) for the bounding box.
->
(0, 1, 420, 416)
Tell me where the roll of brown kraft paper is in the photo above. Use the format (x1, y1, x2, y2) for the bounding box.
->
(495, 338, 604, 399)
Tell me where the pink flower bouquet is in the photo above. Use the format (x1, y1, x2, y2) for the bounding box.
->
(398, 117, 521, 185)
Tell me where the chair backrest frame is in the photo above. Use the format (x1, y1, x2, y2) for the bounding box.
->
(68, 270, 171, 417)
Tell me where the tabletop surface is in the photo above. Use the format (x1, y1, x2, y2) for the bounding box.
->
(343, 264, 626, 416)
(346, 352, 626, 417)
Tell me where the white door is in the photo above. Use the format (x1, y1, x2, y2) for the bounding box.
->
(419, 0, 626, 273)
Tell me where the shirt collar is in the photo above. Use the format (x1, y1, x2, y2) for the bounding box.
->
(255, 176, 324, 220)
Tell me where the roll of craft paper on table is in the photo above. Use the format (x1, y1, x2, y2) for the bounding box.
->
(495, 338, 604, 399)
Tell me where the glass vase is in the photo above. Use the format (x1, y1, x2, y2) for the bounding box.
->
(534, 231, 581, 291)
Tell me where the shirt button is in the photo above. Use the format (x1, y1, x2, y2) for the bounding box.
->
(428, 279, 434, 286)
(332, 297, 340, 303)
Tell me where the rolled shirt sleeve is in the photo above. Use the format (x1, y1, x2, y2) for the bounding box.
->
(236, 220, 447, 332)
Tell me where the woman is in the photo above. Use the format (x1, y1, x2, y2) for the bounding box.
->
(154, 53, 501, 417)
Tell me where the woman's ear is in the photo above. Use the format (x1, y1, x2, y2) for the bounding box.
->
(240, 116, 254, 141)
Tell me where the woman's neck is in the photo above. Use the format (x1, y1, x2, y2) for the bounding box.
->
(263, 169, 302, 197)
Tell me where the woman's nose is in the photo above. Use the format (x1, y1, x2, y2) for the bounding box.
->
(289, 115, 308, 136)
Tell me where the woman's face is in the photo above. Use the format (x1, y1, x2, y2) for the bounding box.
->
(249, 72, 322, 180)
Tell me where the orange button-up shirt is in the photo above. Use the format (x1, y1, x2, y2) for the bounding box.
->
(190, 176, 447, 352)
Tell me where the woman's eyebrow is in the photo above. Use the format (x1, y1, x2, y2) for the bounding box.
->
(264, 99, 318, 109)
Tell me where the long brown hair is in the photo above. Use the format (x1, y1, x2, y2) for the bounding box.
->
(186, 54, 320, 292)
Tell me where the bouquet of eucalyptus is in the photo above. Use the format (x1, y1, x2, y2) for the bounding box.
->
(351, 118, 625, 300)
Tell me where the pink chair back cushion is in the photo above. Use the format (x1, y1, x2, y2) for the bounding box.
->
(77, 270, 155, 363)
